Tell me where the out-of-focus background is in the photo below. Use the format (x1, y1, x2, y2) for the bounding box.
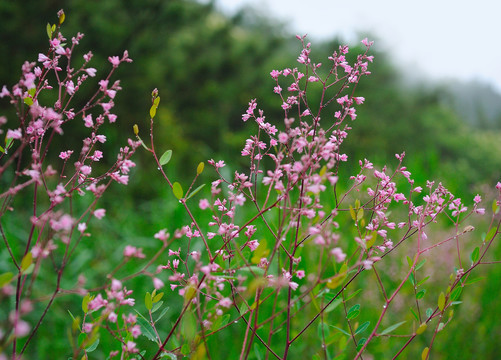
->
(1, 0, 500, 358)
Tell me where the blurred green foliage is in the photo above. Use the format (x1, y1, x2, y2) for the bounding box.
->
(1, 0, 500, 359)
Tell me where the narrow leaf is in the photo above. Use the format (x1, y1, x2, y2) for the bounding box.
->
(416, 259, 426, 271)
(354, 321, 370, 335)
(85, 338, 99, 352)
(159, 150, 172, 166)
(0, 272, 14, 287)
(186, 184, 206, 200)
(345, 289, 363, 301)
(417, 276, 430, 287)
(82, 294, 92, 313)
(347, 310, 360, 320)
(46, 23, 53, 38)
(155, 306, 170, 322)
(153, 292, 164, 303)
(450, 286, 462, 301)
(137, 317, 157, 342)
(380, 321, 406, 335)
(329, 325, 351, 336)
(470, 247, 480, 264)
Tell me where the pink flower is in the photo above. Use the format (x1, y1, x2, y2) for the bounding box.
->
(199, 199, 210, 210)
(59, 150, 73, 160)
(108, 312, 118, 323)
(83, 114, 93, 127)
(83, 323, 93, 333)
(123, 341, 138, 353)
(131, 325, 141, 338)
(108, 56, 120, 67)
(154, 229, 169, 242)
(13, 320, 30, 337)
(153, 277, 164, 290)
(331, 247, 346, 263)
(296, 270, 305, 279)
(85, 68, 97, 77)
(361, 38, 374, 47)
(80, 165, 92, 175)
(474, 194, 482, 203)
(0, 85, 10, 98)
(94, 208, 106, 219)
(88, 294, 107, 311)
(6, 128, 22, 140)
(218, 297, 232, 308)
(78, 223, 87, 233)
(246, 240, 259, 251)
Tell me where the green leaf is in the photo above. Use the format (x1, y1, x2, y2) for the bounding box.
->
(85, 338, 99, 352)
(354, 321, 370, 335)
(421, 347, 429, 360)
(153, 96, 161, 107)
(470, 247, 480, 264)
(82, 293, 92, 313)
(349, 205, 357, 221)
(329, 325, 351, 336)
(172, 182, 183, 199)
(160, 353, 177, 360)
(78, 333, 87, 348)
(153, 292, 164, 303)
(438, 292, 446, 311)
(137, 317, 157, 342)
(23, 97, 33, 106)
(197, 162, 204, 175)
(325, 298, 342, 313)
(152, 301, 163, 313)
(0, 272, 14, 287)
(416, 289, 426, 299)
(21, 253, 33, 272)
(159, 150, 172, 166)
(150, 104, 157, 118)
(345, 289, 363, 301)
(406, 256, 413, 268)
(46, 23, 53, 38)
(416, 259, 426, 271)
(356, 338, 367, 351)
(380, 321, 406, 335)
(493, 200, 499, 215)
(450, 286, 462, 301)
(464, 277, 485, 286)
(0, 144, 4, 153)
(416, 323, 427, 335)
(186, 184, 206, 200)
(410, 307, 419, 322)
(318, 322, 330, 338)
(425, 308, 433, 319)
(145, 292, 152, 311)
(347, 310, 360, 320)
(409, 272, 416, 286)
(58, 11, 65, 25)
(417, 276, 430, 287)
(155, 306, 170, 322)
(485, 227, 497, 242)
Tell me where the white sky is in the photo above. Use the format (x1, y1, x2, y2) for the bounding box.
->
(214, 0, 501, 93)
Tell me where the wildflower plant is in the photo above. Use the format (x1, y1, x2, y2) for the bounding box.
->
(128, 36, 500, 359)
(0, 11, 140, 359)
(1, 10, 500, 360)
